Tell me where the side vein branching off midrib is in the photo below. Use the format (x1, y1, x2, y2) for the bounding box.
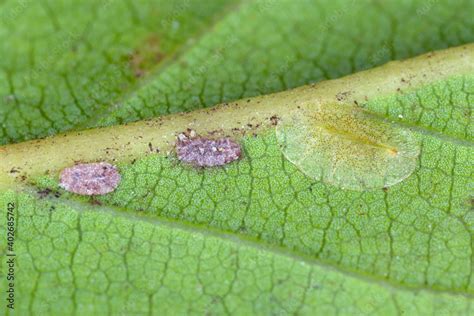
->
(22, 184, 474, 300)
(362, 108, 474, 148)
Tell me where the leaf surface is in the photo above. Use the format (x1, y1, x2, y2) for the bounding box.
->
(0, 1, 473, 315)
(1, 0, 473, 144)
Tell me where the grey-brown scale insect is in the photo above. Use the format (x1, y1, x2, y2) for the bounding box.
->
(176, 131, 241, 167)
(59, 162, 121, 195)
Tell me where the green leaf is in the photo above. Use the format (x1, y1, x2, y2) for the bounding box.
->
(1, 44, 473, 315)
(1, 0, 473, 144)
(0, 1, 473, 315)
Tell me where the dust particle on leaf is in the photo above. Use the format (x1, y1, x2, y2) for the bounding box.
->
(59, 162, 121, 195)
(270, 115, 280, 125)
(176, 131, 241, 167)
(37, 188, 52, 198)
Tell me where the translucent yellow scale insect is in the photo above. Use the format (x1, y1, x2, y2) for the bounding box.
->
(276, 103, 420, 191)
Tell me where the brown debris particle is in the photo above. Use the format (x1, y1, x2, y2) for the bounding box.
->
(270, 115, 280, 126)
(336, 91, 351, 101)
(37, 188, 52, 198)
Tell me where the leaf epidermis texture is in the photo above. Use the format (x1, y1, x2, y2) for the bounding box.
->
(0, 0, 473, 313)
(1, 0, 473, 145)
(2, 190, 474, 315)
(12, 73, 471, 315)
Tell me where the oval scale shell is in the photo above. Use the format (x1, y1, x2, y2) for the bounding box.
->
(59, 162, 121, 195)
(176, 133, 241, 167)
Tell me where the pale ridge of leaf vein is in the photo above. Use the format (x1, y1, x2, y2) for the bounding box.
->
(362, 106, 474, 147)
(28, 187, 474, 300)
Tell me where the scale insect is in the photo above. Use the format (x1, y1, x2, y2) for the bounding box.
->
(59, 162, 121, 195)
(176, 130, 242, 167)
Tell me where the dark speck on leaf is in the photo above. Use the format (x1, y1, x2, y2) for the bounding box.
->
(90, 198, 103, 206)
(270, 115, 280, 125)
(37, 188, 52, 198)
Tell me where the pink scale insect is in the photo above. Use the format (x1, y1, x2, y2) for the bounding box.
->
(175, 130, 242, 167)
(59, 162, 121, 195)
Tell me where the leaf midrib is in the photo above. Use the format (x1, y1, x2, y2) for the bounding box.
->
(1, 44, 472, 189)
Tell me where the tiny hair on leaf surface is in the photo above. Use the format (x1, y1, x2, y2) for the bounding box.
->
(0, 0, 474, 314)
